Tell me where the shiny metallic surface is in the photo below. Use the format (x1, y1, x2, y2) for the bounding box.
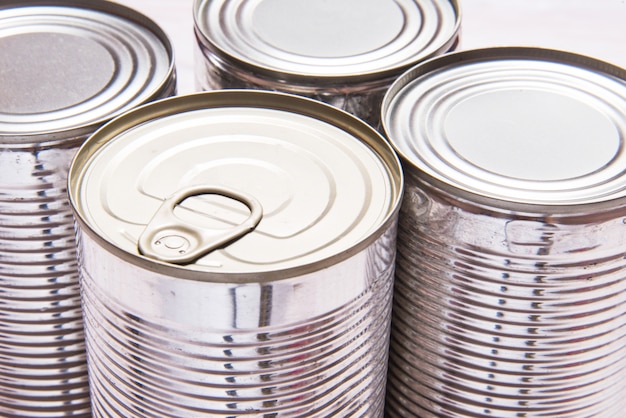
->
(193, 0, 460, 127)
(68, 90, 403, 417)
(0, 145, 89, 417)
(137, 185, 264, 264)
(0, 1, 175, 415)
(383, 47, 626, 206)
(0, 1, 176, 142)
(382, 48, 626, 417)
(78, 225, 397, 417)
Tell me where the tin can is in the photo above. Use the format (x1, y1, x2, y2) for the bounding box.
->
(0, 1, 176, 416)
(68, 90, 403, 417)
(193, 0, 460, 128)
(381, 47, 626, 417)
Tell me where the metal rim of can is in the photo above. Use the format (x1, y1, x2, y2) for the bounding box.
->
(69, 90, 404, 283)
(0, 0, 176, 147)
(192, 0, 461, 88)
(382, 46, 626, 213)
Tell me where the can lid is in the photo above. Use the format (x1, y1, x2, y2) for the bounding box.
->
(382, 47, 626, 206)
(0, 1, 174, 143)
(69, 91, 402, 277)
(194, 0, 460, 83)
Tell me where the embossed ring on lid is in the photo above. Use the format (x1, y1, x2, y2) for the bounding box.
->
(193, 0, 460, 82)
(383, 47, 626, 206)
(0, 1, 175, 143)
(69, 90, 403, 277)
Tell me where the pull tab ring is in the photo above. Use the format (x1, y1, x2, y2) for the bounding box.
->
(138, 185, 263, 264)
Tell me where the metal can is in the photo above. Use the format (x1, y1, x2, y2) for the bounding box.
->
(0, 1, 176, 416)
(193, 0, 460, 128)
(68, 90, 403, 417)
(381, 47, 626, 417)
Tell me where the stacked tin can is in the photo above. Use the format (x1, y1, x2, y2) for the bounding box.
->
(382, 47, 626, 417)
(0, 1, 175, 416)
(193, 0, 460, 128)
(68, 90, 403, 417)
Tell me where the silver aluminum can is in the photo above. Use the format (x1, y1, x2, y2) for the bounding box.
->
(0, 1, 176, 416)
(381, 47, 626, 417)
(193, 0, 460, 128)
(68, 90, 403, 417)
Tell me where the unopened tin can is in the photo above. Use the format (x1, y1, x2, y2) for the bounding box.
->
(193, 0, 460, 128)
(0, 1, 175, 416)
(68, 90, 403, 417)
(381, 47, 626, 417)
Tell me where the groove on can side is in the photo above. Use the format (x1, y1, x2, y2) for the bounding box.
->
(79, 224, 396, 417)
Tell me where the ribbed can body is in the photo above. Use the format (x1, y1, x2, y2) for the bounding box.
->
(195, 44, 393, 127)
(0, 0, 176, 413)
(68, 91, 402, 416)
(194, 48, 391, 130)
(385, 172, 626, 417)
(77, 222, 397, 417)
(0, 144, 90, 416)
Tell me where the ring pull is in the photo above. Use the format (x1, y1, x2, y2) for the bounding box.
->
(138, 185, 263, 264)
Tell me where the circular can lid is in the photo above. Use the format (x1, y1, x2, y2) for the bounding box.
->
(69, 91, 403, 278)
(0, 0, 175, 144)
(382, 47, 626, 207)
(193, 0, 460, 84)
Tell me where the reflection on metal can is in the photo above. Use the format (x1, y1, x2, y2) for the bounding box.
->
(193, 0, 460, 128)
(0, 1, 176, 415)
(68, 90, 403, 417)
(381, 47, 626, 417)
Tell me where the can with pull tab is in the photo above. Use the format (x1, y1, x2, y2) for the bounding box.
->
(138, 186, 264, 264)
(68, 90, 403, 417)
